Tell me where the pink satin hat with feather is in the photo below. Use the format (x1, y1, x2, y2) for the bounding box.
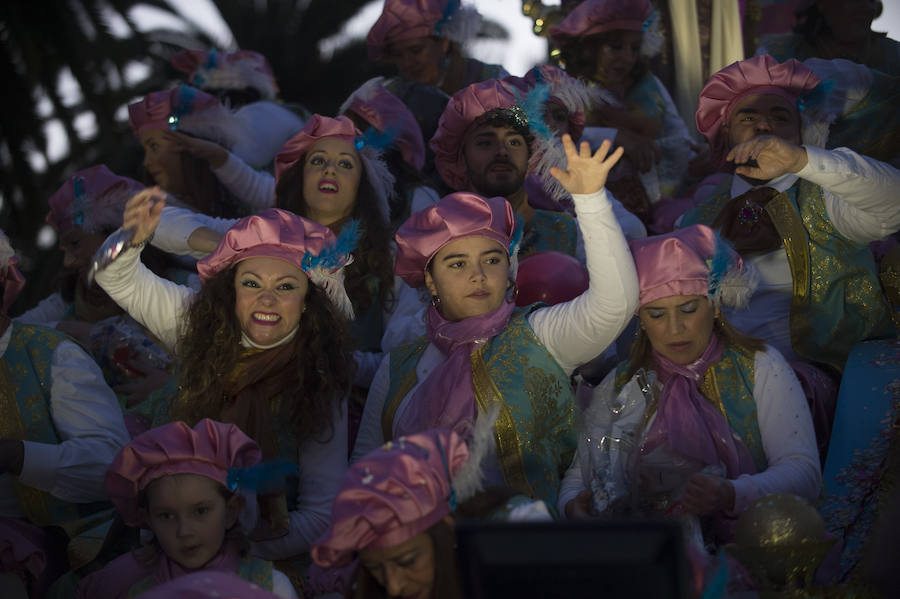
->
(696, 54, 820, 152)
(171, 49, 278, 100)
(311, 429, 468, 568)
(430, 78, 521, 192)
(46, 165, 144, 234)
(628, 224, 743, 308)
(127, 85, 222, 136)
(549, 0, 652, 44)
(395, 191, 516, 288)
(345, 85, 426, 171)
(273, 115, 360, 185)
(197, 208, 338, 282)
(105, 419, 261, 526)
(366, 0, 451, 61)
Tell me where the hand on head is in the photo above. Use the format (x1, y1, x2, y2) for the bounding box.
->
(550, 135, 625, 196)
(123, 187, 167, 246)
(727, 135, 808, 181)
(162, 130, 229, 169)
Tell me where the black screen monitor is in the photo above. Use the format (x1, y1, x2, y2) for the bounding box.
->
(456, 519, 689, 599)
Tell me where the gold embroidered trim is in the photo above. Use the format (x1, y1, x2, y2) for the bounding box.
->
(700, 367, 727, 417)
(765, 193, 814, 352)
(470, 346, 536, 499)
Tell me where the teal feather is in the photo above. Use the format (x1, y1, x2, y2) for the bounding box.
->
(434, 0, 461, 35)
(707, 236, 735, 296)
(700, 552, 729, 599)
(302, 219, 362, 272)
(354, 126, 398, 152)
(798, 79, 835, 113)
(515, 82, 552, 140)
(509, 216, 524, 255)
(227, 459, 297, 494)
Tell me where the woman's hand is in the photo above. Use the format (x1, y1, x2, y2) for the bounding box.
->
(680, 473, 735, 515)
(550, 135, 625, 196)
(123, 187, 167, 246)
(162, 130, 229, 169)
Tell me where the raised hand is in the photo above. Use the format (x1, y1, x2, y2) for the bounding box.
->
(550, 135, 625, 196)
(727, 135, 808, 181)
(123, 187, 167, 246)
(162, 130, 228, 169)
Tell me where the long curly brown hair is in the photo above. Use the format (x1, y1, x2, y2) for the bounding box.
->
(275, 159, 395, 315)
(174, 266, 354, 441)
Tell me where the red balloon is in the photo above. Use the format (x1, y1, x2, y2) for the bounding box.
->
(515, 251, 588, 306)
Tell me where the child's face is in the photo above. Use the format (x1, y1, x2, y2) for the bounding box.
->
(144, 473, 239, 570)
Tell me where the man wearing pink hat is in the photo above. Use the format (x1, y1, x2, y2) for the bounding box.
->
(0, 228, 130, 596)
(680, 54, 898, 377)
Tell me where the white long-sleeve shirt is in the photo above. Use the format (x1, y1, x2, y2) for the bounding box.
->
(0, 324, 130, 517)
(212, 153, 276, 212)
(94, 248, 348, 556)
(353, 189, 639, 483)
(721, 146, 900, 360)
(557, 345, 822, 516)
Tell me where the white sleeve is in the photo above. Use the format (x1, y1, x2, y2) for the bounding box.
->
(13, 292, 68, 327)
(528, 190, 639, 375)
(729, 347, 822, 514)
(558, 451, 586, 518)
(93, 246, 194, 352)
(252, 399, 348, 560)
(351, 355, 391, 462)
(152, 205, 239, 259)
(17, 340, 130, 503)
(800, 146, 900, 243)
(271, 568, 300, 599)
(212, 153, 276, 212)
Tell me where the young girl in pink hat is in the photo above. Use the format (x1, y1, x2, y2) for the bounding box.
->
(560, 225, 820, 546)
(549, 0, 693, 220)
(93, 204, 356, 565)
(352, 135, 638, 515)
(76, 419, 298, 598)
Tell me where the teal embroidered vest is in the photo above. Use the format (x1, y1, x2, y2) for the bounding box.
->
(680, 176, 894, 371)
(521, 209, 577, 258)
(0, 324, 112, 527)
(615, 342, 768, 472)
(382, 306, 577, 515)
(126, 555, 274, 597)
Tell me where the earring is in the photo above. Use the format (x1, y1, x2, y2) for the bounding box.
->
(507, 279, 518, 303)
(431, 295, 441, 308)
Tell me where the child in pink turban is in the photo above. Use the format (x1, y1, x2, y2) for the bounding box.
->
(313, 429, 468, 599)
(93, 202, 356, 563)
(77, 419, 298, 598)
(352, 134, 638, 516)
(560, 225, 821, 547)
(549, 0, 693, 219)
(367, 0, 507, 96)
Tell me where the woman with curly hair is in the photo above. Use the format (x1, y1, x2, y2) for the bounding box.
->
(94, 201, 356, 561)
(149, 115, 411, 393)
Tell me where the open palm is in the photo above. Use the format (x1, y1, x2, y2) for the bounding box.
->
(550, 135, 625, 196)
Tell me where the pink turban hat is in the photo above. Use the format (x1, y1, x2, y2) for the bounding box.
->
(311, 429, 469, 568)
(395, 192, 517, 288)
(366, 0, 481, 61)
(197, 208, 357, 317)
(0, 229, 24, 314)
(628, 224, 755, 310)
(430, 78, 524, 192)
(105, 419, 262, 526)
(696, 55, 820, 158)
(46, 165, 144, 235)
(549, 0, 652, 45)
(273, 114, 394, 222)
(171, 48, 279, 100)
(340, 78, 426, 171)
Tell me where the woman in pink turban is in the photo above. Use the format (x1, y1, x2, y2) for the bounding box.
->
(367, 0, 508, 97)
(549, 0, 694, 222)
(560, 225, 820, 548)
(93, 202, 356, 566)
(352, 135, 638, 516)
(312, 429, 468, 599)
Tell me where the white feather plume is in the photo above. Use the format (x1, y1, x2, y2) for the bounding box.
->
(453, 402, 500, 502)
(179, 102, 254, 152)
(640, 10, 664, 58)
(306, 256, 356, 320)
(439, 5, 483, 45)
(529, 134, 571, 206)
(339, 77, 387, 117)
(713, 261, 759, 310)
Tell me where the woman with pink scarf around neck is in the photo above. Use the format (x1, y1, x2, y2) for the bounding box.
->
(76, 419, 297, 598)
(352, 135, 638, 514)
(559, 225, 820, 546)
